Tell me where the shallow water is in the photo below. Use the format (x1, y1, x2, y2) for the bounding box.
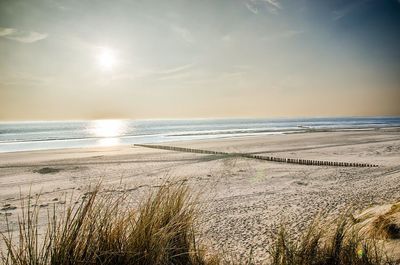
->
(1, 116, 399, 153)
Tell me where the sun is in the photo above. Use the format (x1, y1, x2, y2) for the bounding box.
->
(97, 47, 117, 71)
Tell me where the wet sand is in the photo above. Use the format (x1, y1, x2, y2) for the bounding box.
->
(1, 128, 400, 261)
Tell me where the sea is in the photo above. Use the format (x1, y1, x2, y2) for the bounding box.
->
(0, 117, 399, 153)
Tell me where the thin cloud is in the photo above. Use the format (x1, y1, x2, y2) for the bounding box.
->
(0, 27, 48, 43)
(111, 63, 195, 82)
(245, 2, 259, 14)
(332, 0, 368, 21)
(0, 28, 14, 36)
(263, 0, 281, 10)
(171, 25, 194, 44)
(156, 63, 198, 81)
(263, 0, 282, 14)
(244, 0, 282, 15)
(158, 63, 194, 75)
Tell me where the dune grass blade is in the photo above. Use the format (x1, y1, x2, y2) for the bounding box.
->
(0, 183, 217, 265)
(270, 217, 395, 265)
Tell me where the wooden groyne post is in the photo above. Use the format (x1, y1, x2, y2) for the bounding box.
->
(134, 144, 378, 168)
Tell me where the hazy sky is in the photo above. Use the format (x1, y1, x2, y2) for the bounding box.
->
(0, 0, 399, 120)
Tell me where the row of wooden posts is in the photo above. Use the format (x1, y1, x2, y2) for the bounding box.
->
(134, 144, 378, 168)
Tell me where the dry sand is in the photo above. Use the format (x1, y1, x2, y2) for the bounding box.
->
(1, 128, 400, 262)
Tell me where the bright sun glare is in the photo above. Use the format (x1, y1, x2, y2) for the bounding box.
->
(97, 47, 117, 71)
(93, 120, 123, 138)
(93, 120, 124, 146)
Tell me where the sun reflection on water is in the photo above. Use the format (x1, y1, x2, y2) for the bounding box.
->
(92, 120, 125, 146)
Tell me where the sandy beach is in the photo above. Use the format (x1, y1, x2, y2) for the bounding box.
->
(1, 128, 400, 261)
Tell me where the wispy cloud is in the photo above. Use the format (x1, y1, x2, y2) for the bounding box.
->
(157, 63, 197, 81)
(111, 63, 195, 82)
(158, 63, 194, 75)
(245, 2, 259, 14)
(0, 27, 48, 43)
(171, 25, 194, 44)
(264, 0, 281, 10)
(244, 0, 282, 14)
(332, 0, 368, 21)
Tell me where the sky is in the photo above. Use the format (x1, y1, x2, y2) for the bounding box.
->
(0, 0, 399, 120)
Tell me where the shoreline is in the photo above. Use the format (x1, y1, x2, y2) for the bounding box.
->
(1, 125, 400, 155)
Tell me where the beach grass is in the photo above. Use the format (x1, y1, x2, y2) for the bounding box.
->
(270, 217, 395, 265)
(370, 203, 400, 240)
(0, 183, 219, 265)
(0, 183, 396, 265)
